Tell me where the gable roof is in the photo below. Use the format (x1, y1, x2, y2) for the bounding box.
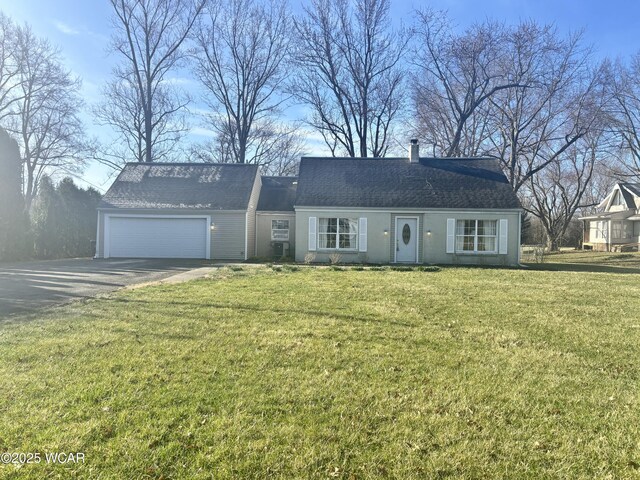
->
(295, 157, 521, 210)
(100, 163, 259, 210)
(598, 183, 640, 211)
(257, 176, 297, 212)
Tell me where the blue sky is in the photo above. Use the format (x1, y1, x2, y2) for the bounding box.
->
(1, 0, 640, 191)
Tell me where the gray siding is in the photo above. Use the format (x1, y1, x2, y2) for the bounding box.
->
(296, 208, 521, 266)
(256, 213, 296, 258)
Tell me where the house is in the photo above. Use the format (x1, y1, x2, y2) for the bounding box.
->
(96, 141, 523, 265)
(579, 183, 640, 251)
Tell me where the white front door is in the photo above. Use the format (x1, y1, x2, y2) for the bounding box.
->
(395, 217, 418, 263)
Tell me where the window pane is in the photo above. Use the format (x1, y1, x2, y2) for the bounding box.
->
(319, 218, 337, 234)
(339, 234, 357, 249)
(478, 220, 496, 235)
(319, 233, 336, 249)
(465, 236, 475, 251)
(272, 219, 289, 230)
(478, 236, 496, 252)
(464, 220, 476, 235)
(339, 218, 357, 234)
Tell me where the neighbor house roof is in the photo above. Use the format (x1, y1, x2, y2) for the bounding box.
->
(295, 157, 521, 209)
(596, 183, 640, 211)
(257, 176, 297, 212)
(99, 163, 259, 210)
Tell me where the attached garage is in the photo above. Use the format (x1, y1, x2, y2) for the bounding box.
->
(96, 163, 261, 261)
(105, 215, 210, 259)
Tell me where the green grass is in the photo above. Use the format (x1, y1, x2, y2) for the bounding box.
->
(526, 250, 640, 274)
(1, 265, 640, 478)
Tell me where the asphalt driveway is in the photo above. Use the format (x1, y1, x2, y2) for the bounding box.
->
(0, 258, 213, 318)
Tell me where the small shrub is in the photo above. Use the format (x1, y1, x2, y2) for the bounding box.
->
(272, 266, 282, 272)
(283, 265, 300, 272)
(304, 252, 316, 264)
(351, 266, 365, 271)
(369, 266, 388, 271)
(390, 266, 414, 272)
(228, 266, 244, 272)
(330, 265, 344, 271)
(329, 252, 343, 265)
(418, 265, 441, 272)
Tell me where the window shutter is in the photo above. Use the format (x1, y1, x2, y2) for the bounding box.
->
(308, 216, 317, 251)
(446, 218, 455, 254)
(358, 217, 367, 252)
(499, 218, 509, 254)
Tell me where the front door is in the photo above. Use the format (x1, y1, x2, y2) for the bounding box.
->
(395, 217, 418, 263)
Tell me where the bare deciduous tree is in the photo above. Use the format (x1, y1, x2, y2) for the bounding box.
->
(411, 11, 519, 157)
(192, 0, 299, 170)
(489, 25, 603, 192)
(607, 54, 640, 179)
(522, 133, 606, 250)
(95, 0, 204, 165)
(291, 0, 405, 158)
(2, 24, 85, 211)
(188, 121, 305, 175)
(0, 13, 23, 121)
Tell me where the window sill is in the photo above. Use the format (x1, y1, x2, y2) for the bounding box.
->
(318, 249, 358, 253)
(454, 251, 499, 255)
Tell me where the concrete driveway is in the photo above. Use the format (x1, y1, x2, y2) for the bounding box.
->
(0, 258, 213, 318)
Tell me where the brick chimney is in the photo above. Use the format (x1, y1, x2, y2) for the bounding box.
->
(409, 139, 419, 163)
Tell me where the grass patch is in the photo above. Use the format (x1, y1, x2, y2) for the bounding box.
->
(525, 251, 640, 274)
(1, 267, 639, 478)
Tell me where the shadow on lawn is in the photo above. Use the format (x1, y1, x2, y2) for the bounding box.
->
(107, 297, 415, 328)
(523, 262, 640, 274)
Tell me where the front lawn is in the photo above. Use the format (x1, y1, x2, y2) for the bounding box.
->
(1, 266, 639, 478)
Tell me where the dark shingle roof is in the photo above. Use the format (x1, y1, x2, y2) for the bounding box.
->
(257, 176, 297, 211)
(296, 157, 521, 209)
(621, 183, 640, 199)
(100, 163, 259, 210)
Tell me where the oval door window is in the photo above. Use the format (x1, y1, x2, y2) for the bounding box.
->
(402, 223, 411, 245)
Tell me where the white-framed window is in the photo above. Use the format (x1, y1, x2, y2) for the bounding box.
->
(612, 220, 631, 239)
(455, 219, 497, 253)
(318, 217, 358, 250)
(271, 219, 290, 241)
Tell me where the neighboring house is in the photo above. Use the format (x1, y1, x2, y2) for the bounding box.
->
(96, 141, 523, 265)
(579, 183, 640, 251)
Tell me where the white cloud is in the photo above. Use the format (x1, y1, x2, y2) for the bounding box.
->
(190, 127, 217, 138)
(53, 20, 80, 35)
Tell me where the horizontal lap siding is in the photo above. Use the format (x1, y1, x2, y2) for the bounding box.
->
(211, 213, 246, 260)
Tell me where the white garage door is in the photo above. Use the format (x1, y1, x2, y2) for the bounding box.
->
(106, 216, 209, 259)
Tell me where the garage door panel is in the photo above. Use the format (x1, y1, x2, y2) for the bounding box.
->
(107, 216, 208, 259)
